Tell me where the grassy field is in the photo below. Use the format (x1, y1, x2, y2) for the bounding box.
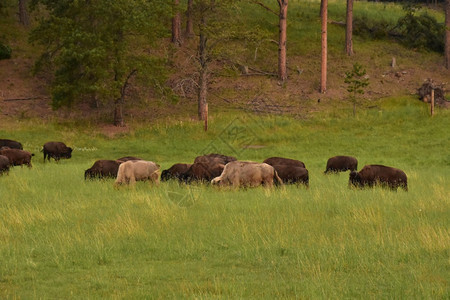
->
(0, 97, 449, 298)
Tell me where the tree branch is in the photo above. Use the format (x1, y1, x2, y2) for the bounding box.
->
(250, 0, 278, 16)
(3, 97, 50, 102)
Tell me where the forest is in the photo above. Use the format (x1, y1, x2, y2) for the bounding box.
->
(1, 0, 449, 126)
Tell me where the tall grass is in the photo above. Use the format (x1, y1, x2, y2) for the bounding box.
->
(0, 98, 449, 298)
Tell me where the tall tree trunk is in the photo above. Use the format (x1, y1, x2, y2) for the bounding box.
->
(320, 0, 327, 93)
(197, 17, 208, 121)
(445, 0, 450, 69)
(18, 0, 30, 26)
(185, 0, 194, 38)
(172, 0, 182, 46)
(345, 0, 354, 56)
(277, 0, 288, 82)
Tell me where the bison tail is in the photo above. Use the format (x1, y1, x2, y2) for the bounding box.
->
(273, 171, 283, 187)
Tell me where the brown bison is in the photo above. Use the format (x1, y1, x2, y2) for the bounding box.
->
(117, 156, 142, 162)
(180, 162, 225, 183)
(212, 161, 283, 188)
(0, 155, 11, 174)
(43, 142, 73, 162)
(263, 157, 306, 168)
(161, 163, 192, 181)
(85, 160, 122, 179)
(0, 148, 34, 167)
(271, 164, 309, 186)
(194, 153, 237, 165)
(325, 155, 358, 173)
(0, 139, 23, 150)
(115, 160, 160, 185)
(349, 164, 408, 191)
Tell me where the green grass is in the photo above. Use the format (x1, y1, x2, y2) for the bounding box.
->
(1, 98, 449, 298)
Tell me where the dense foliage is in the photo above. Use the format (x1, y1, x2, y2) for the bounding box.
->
(396, 4, 445, 52)
(29, 0, 171, 109)
(353, 4, 445, 53)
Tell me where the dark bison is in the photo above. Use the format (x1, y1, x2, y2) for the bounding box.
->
(349, 164, 408, 191)
(0, 148, 34, 167)
(85, 160, 123, 179)
(325, 155, 358, 173)
(271, 164, 309, 186)
(263, 157, 306, 168)
(194, 153, 237, 165)
(43, 142, 73, 162)
(181, 162, 225, 183)
(117, 156, 142, 162)
(161, 163, 192, 181)
(0, 155, 11, 174)
(0, 139, 23, 150)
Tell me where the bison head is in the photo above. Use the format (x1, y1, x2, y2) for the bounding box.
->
(211, 177, 222, 185)
(349, 171, 361, 187)
(160, 170, 170, 181)
(63, 147, 73, 159)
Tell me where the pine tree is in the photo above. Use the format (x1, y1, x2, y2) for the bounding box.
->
(344, 63, 369, 117)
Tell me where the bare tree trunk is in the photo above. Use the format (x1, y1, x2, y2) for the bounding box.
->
(320, 0, 327, 93)
(197, 17, 208, 121)
(172, 0, 182, 46)
(277, 0, 288, 82)
(185, 0, 194, 38)
(445, 0, 450, 69)
(345, 0, 354, 56)
(114, 99, 124, 127)
(113, 69, 137, 127)
(198, 65, 208, 121)
(18, 0, 30, 26)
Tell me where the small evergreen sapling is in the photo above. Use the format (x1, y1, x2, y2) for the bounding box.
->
(344, 63, 369, 116)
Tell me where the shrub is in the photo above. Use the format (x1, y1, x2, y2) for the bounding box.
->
(353, 15, 392, 40)
(396, 4, 444, 52)
(0, 43, 12, 60)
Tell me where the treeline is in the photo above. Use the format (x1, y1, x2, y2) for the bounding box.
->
(0, 0, 449, 126)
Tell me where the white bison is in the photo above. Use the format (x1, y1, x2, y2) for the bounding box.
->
(115, 160, 160, 186)
(211, 161, 283, 188)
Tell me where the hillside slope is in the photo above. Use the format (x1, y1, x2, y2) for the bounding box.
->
(0, 2, 448, 125)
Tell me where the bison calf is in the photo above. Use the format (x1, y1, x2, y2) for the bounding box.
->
(116, 156, 142, 162)
(212, 161, 283, 188)
(43, 142, 73, 162)
(194, 153, 237, 166)
(161, 163, 192, 181)
(271, 164, 309, 187)
(180, 162, 224, 183)
(0, 155, 11, 175)
(115, 160, 160, 186)
(349, 164, 408, 191)
(325, 155, 358, 173)
(0, 139, 23, 150)
(263, 157, 306, 169)
(0, 148, 34, 167)
(85, 160, 122, 179)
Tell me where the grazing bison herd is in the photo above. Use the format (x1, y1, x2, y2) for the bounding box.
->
(0, 138, 408, 191)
